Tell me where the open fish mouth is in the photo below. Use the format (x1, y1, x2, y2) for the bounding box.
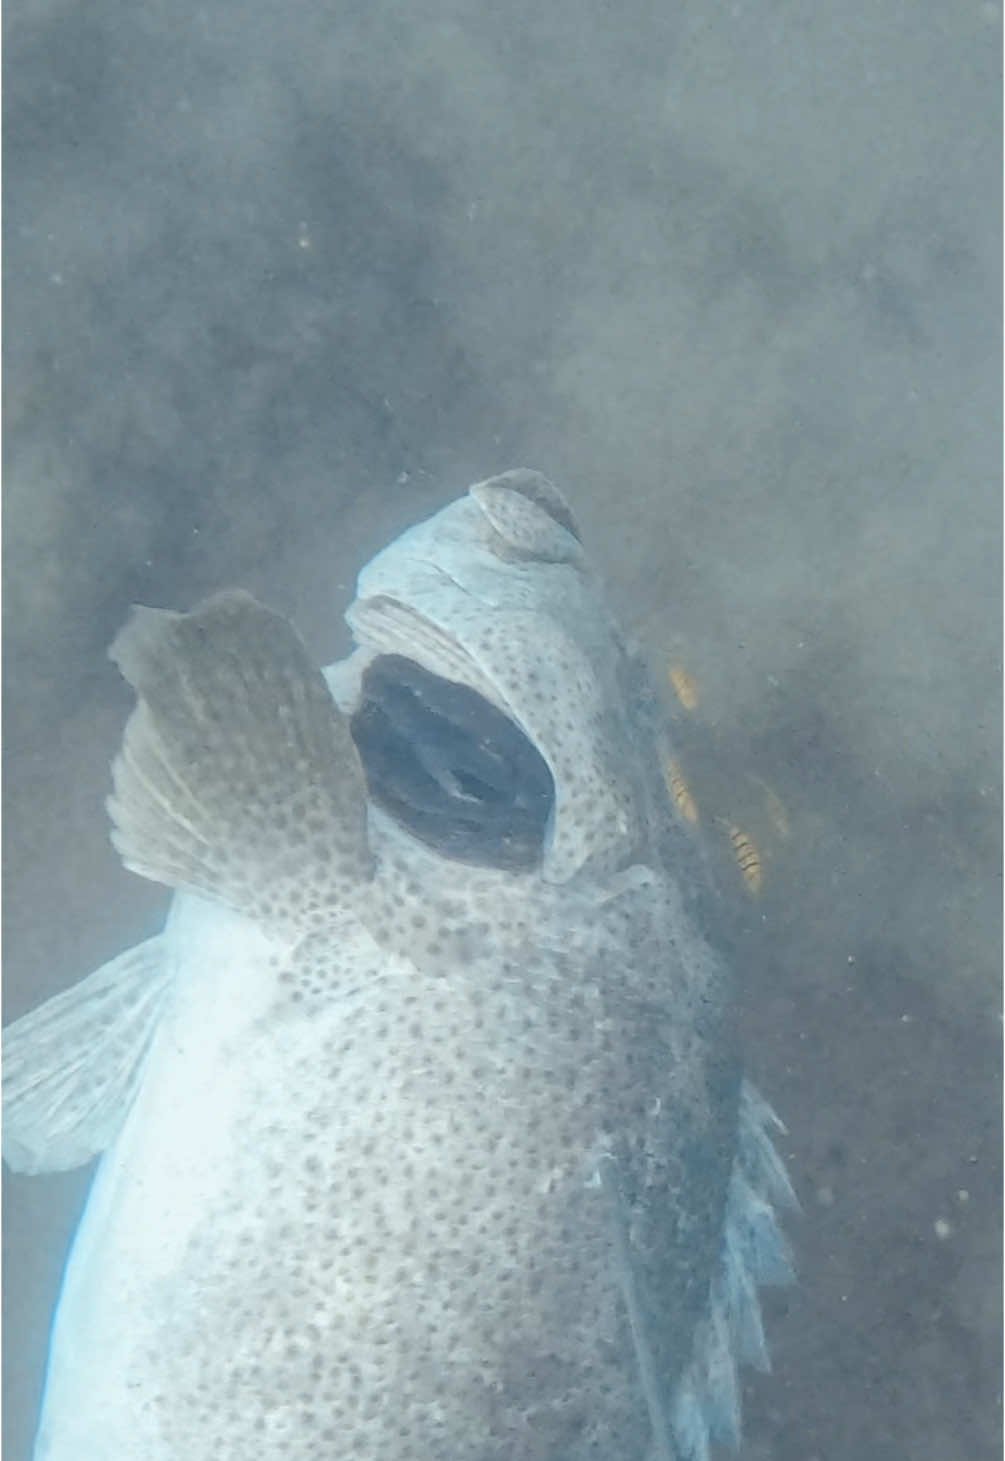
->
(350, 652, 556, 872)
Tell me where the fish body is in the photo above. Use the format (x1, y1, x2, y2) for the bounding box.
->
(4, 471, 795, 1459)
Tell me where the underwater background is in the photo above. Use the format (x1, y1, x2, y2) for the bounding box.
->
(3, 0, 1000, 1456)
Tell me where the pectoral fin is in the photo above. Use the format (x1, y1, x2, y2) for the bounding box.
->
(3, 936, 172, 1174)
(107, 590, 373, 928)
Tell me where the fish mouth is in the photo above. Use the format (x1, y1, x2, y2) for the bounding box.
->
(349, 652, 555, 872)
(325, 471, 643, 883)
(325, 475, 571, 872)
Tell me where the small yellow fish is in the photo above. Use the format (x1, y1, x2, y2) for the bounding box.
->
(724, 821, 763, 896)
(663, 757, 699, 824)
(667, 664, 699, 712)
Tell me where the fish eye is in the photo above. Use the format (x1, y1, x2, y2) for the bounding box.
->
(490, 468, 582, 542)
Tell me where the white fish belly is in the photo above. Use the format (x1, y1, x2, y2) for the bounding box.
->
(33, 898, 655, 1460)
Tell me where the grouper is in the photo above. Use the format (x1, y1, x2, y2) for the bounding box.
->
(4, 470, 797, 1459)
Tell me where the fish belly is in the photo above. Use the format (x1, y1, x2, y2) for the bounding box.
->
(32, 917, 677, 1459)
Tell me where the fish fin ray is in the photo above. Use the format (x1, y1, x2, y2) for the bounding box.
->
(3, 936, 172, 1173)
(107, 591, 372, 924)
(671, 1080, 797, 1458)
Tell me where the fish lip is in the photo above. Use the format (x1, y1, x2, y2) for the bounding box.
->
(336, 594, 505, 711)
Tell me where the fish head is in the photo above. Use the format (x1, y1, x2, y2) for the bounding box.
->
(326, 470, 653, 885)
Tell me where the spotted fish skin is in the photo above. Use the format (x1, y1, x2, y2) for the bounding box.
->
(3, 471, 795, 1460)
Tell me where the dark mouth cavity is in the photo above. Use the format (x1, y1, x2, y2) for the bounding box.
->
(350, 654, 554, 871)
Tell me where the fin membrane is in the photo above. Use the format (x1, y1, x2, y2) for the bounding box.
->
(107, 590, 372, 925)
(671, 1080, 799, 1461)
(3, 936, 172, 1174)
